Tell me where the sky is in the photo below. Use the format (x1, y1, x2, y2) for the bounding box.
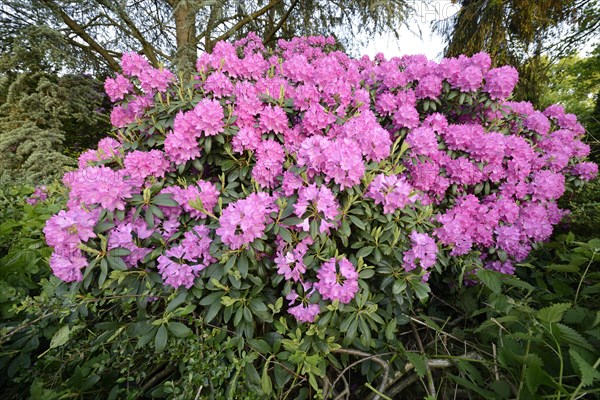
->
(358, 0, 460, 61)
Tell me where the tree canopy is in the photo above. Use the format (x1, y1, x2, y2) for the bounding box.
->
(1, 0, 412, 74)
(434, 0, 600, 105)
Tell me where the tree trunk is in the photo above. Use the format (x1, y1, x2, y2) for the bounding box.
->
(170, 0, 198, 74)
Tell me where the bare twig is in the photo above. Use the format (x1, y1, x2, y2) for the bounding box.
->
(330, 348, 390, 400)
(411, 320, 436, 398)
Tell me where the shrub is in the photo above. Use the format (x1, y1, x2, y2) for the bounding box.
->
(35, 34, 597, 397)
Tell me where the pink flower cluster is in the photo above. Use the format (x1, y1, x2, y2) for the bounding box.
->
(314, 257, 359, 304)
(27, 186, 48, 205)
(161, 181, 220, 220)
(294, 184, 340, 233)
(403, 231, 438, 273)
(44, 209, 97, 282)
(156, 225, 215, 288)
(366, 174, 417, 214)
(216, 193, 276, 249)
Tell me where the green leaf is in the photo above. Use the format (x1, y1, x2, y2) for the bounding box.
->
(448, 374, 496, 398)
(106, 256, 128, 271)
(570, 349, 600, 387)
(356, 246, 374, 258)
(359, 268, 375, 279)
(555, 323, 594, 352)
(278, 227, 293, 243)
(248, 338, 271, 354)
(405, 352, 427, 378)
(152, 193, 178, 207)
(385, 318, 397, 341)
(94, 222, 115, 234)
(238, 254, 249, 278)
(525, 363, 555, 393)
(348, 215, 366, 230)
(167, 322, 191, 338)
(411, 280, 431, 301)
(155, 325, 168, 353)
(50, 325, 71, 349)
(545, 264, 580, 273)
(477, 269, 502, 294)
(166, 290, 188, 312)
(249, 298, 268, 314)
(109, 247, 131, 257)
(205, 301, 222, 323)
(536, 303, 571, 324)
(281, 216, 303, 226)
(261, 357, 273, 395)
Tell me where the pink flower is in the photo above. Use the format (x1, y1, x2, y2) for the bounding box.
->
(288, 303, 320, 323)
(216, 193, 276, 249)
(44, 209, 97, 249)
(166, 181, 220, 220)
(367, 174, 417, 214)
(259, 106, 288, 134)
(63, 167, 134, 211)
(232, 126, 261, 153)
(157, 246, 197, 289)
(124, 150, 170, 183)
(455, 65, 483, 92)
(27, 186, 48, 205)
(484, 66, 518, 99)
(416, 74, 443, 99)
(314, 257, 359, 304)
(530, 170, 565, 201)
(252, 139, 285, 188)
(407, 126, 439, 156)
(403, 231, 437, 271)
(193, 99, 225, 136)
(180, 225, 215, 265)
(105, 74, 133, 102)
(572, 162, 598, 181)
(163, 130, 201, 164)
(120, 52, 151, 77)
(139, 67, 175, 93)
(275, 240, 309, 282)
(294, 184, 340, 233)
(203, 72, 234, 98)
(49, 250, 88, 282)
(110, 105, 136, 128)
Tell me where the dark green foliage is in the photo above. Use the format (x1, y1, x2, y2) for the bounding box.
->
(0, 71, 110, 183)
(1, 183, 598, 399)
(0, 184, 65, 318)
(560, 178, 600, 240)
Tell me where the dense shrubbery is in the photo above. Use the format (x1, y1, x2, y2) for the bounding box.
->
(2, 35, 599, 398)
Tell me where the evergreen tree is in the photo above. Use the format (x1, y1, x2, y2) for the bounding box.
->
(0, 72, 110, 183)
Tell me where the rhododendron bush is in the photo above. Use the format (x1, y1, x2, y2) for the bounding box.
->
(43, 34, 597, 395)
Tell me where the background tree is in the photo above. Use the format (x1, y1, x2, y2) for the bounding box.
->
(1, 0, 413, 74)
(434, 0, 600, 106)
(541, 45, 600, 140)
(0, 72, 110, 183)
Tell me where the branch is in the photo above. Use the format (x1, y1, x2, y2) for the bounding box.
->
(410, 320, 436, 398)
(264, 0, 299, 45)
(40, 0, 120, 71)
(212, 0, 281, 44)
(330, 348, 390, 400)
(96, 0, 160, 66)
